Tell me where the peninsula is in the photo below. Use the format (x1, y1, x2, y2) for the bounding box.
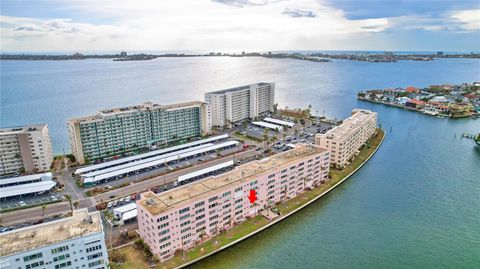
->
(358, 82, 480, 118)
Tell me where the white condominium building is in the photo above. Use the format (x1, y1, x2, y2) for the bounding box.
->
(315, 109, 377, 168)
(205, 82, 275, 127)
(0, 124, 53, 175)
(0, 209, 109, 269)
(68, 101, 212, 164)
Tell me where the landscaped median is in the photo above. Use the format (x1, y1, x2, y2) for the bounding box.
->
(110, 128, 385, 269)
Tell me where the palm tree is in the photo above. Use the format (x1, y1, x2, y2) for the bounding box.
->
(64, 195, 73, 215)
(262, 133, 269, 151)
(73, 201, 80, 210)
(103, 210, 115, 249)
(41, 204, 47, 216)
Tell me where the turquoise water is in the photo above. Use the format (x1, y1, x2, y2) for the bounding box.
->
(1, 57, 479, 268)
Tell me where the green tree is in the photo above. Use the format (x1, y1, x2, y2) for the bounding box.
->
(64, 195, 73, 215)
(73, 201, 80, 210)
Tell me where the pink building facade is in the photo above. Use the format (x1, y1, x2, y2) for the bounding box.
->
(137, 144, 330, 262)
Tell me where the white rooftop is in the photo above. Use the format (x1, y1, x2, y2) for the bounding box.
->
(75, 134, 229, 175)
(0, 172, 53, 185)
(263, 117, 295, 127)
(177, 160, 234, 183)
(252, 121, 284, 131)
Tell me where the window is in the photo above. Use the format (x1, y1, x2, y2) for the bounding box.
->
(268, 174, 276, 179)
(53, 254, 70, 262)
(194, 201, 205, 208)
(179, 214, 190, 220)
(179, 207, 190, 214)
(87, 260, 103, 268)
(208, 196, 218, 202)
(86, 245, 102, 253)
(51, 246, 69, 254)
(158, 222, 169, 229)
(157, 215, 168, 222)
(26, 261, 44, 269)
(87, 252, 103, 260)
(23, 253, 43, 262)
(55, 261, 72, 269)
(222, 191, 231, 197)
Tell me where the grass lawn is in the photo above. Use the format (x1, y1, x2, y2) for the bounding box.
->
(112, 129, 384, 269)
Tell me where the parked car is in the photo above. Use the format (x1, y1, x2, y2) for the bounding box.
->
(125, 196, 131, 203)
(18, 201, 26, 207)
(113, 200, 118, 207)
(0, 227, 13, 233)
(50, 195, 58, 201)
(107, 202, 113, 208)
(130, 193, 137, 200)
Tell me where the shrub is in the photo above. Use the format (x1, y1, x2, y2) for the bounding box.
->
(110, 249, 125, 263)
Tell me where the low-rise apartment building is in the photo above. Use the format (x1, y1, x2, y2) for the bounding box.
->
(68, 101, 212, 164)
(0, 209, 109, 269)
(137, 144, 330, 262)
(0, 124, 53, 175)
(205, 82, 275, 127)
(315, 109, 377, 168)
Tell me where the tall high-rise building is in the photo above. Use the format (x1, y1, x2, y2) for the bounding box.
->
(68, 101, 212, 164)
(205, 82, 275, 127)
(136, 144, 330, 262)
(0, 209, 109, 269)
(315, 109, 377, 168)
(0, 124, 53, 175)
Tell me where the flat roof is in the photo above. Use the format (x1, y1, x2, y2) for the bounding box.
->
(252, 121, 283, 131)
(0, 172, 52, 185)
(177, 160, 234, 183)
(263, 117, 295, 127)
(205, 82, 273, 95)
(138, 144, 325, 215)
(122, 210, 137, 221)
(0, 124, 47, 135)
(81, 143, 214, 178)
(84, 141, 239, 183)
(75, 134, 229, 175)
(0, 181, 56, 199)
(0, 209, 103, 257)
(320, 109, 376, 141)
(69, 101, 206, 123)
(113, 202, 137, 214)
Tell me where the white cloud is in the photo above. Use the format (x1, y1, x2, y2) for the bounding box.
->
(451, 9, 480, 31)
(0, 0, 477, 51)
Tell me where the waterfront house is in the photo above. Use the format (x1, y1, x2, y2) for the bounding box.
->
(431, 96, 448, 103)
(406, 86, 420, 94)
(397, 97, 410, 105)
(405, 99, 424, 110)
(449, 103, 473, 117)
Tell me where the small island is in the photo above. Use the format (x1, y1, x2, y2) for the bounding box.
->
(357, 82, 480, 118)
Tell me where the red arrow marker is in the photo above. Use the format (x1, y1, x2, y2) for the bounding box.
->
(248, 189, 257, 204)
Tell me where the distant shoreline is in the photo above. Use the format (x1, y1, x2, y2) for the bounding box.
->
(2, 51, 479, 63)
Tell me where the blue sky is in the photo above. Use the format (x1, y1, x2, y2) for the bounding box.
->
(1, 0, 479, 52)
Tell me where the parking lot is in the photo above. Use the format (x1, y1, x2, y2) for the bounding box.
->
(0, 192, 62, 211)
(78, 139, 243, 191)
(231, 116, 337, 154)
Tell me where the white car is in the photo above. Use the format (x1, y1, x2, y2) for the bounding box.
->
(113, 200, 118, 207)
(18, 201, 26, 207)
(50, 195, 58, 201)
(125, 197, 131, 203)
(107, 202, 113, 208)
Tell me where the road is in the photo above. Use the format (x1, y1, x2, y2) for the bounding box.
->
(0, 148, 258, 226)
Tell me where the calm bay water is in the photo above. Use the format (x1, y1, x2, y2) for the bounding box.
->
(1, 57, 480, 268)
